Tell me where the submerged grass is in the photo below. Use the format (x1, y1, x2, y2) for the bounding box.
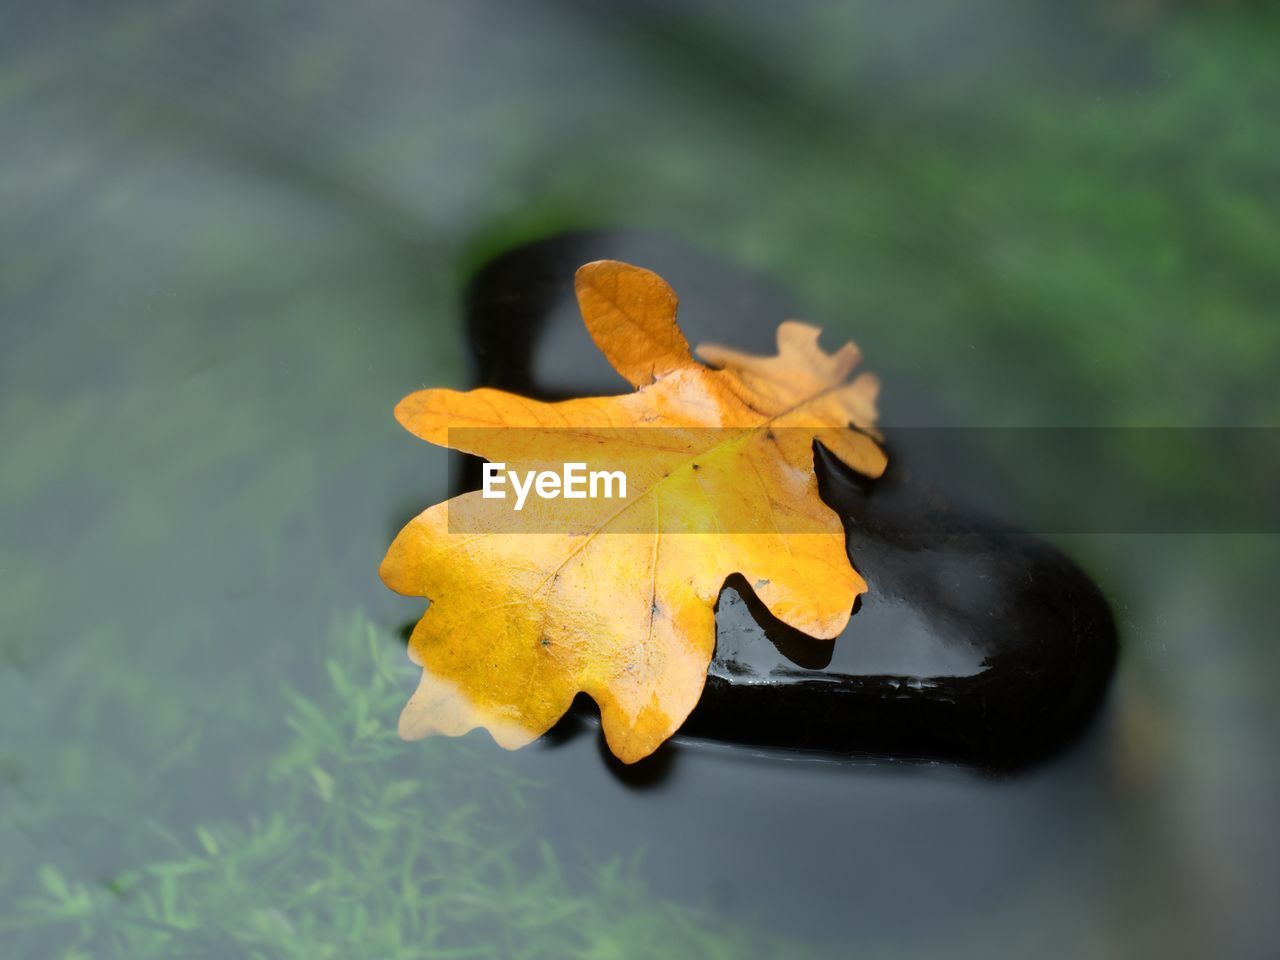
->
(0, 616, 779, 959)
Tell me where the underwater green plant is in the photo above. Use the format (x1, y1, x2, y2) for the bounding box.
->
(0, 616, 796, 959)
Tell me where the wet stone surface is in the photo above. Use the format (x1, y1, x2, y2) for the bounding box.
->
(458, 230, 1118, 771)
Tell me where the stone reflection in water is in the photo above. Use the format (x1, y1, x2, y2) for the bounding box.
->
(454, 230, 1117, 772)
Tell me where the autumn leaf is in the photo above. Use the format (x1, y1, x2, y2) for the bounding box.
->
(381, 260, 887, 763)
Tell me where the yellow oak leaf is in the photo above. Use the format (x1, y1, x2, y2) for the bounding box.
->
(381, 260, 887, 763)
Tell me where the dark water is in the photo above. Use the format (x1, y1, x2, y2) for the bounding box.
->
(3, 2, 1279, 958)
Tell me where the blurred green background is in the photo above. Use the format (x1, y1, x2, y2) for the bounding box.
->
(2, 1, 1278, 957)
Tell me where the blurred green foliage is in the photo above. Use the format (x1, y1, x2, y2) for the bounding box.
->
(1, 616, 786, 959)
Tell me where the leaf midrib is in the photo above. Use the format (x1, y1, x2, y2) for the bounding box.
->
(524, 378, 858, 597)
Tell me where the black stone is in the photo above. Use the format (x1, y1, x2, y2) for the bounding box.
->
(458, 230, 1118, 771)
